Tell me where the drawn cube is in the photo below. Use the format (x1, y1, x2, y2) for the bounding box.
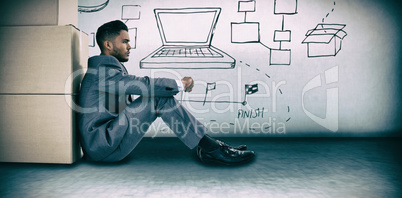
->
(238, 1, 256, 12)
(274, 30, 291, 42)
(274, 0, 298, 15)
(302, 24, 347, 57)
(270, 49, 291, 65)
(231, 22, 260, 43)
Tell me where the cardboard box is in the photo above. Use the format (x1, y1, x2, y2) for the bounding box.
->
(0, 95, 81, 164)
(0, 0, 78, 26)
(302, 24, 347, 57)
(0, 25, 88, 94)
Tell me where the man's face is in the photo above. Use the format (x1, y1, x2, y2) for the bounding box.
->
(111, 30, 131, 62)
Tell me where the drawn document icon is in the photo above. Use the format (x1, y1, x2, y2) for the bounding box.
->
(140, 8, 236, 69)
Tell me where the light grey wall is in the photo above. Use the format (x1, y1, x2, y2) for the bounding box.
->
(78, 0, 402, 137)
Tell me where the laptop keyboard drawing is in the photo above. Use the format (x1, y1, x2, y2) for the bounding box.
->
(152, 47, 223, 58)
(140, 8, 235, 69)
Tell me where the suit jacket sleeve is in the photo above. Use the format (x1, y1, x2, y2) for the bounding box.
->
(96, 56, 179, 97)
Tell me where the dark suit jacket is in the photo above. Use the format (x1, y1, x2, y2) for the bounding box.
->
(78, 55, 179, 161)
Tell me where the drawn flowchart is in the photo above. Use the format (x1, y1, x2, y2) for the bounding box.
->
(231, 1, 260, 43)
(270, 0, 297, 65)
(230, 0, 297, 65)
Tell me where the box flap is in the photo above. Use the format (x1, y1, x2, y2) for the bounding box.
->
(314, 24, 346, 30)
(302, 23, 347, 44)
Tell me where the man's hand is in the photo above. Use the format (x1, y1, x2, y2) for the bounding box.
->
(181, 77, 194, 92)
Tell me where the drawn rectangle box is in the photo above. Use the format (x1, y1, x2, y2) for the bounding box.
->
(89, 32, 95, 47)
(238, 1, 256, 12)
(231, 22, 260, 43)
(0, 95, 81, 164)
(274, 30, 291, 42)
(122, 5, 141, 20)
(274, 0, 298, 15)
(270, 49, 291, 65)
(0, 0, 78, 26)
(302, 24, 347, 57)
(129, 28, 137, 49)
(0, 25, 88, 94)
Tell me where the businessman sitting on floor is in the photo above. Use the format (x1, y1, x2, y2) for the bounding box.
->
(78, 20, 255, 165)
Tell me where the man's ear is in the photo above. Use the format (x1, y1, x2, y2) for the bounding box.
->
(103, 40, 113, 52)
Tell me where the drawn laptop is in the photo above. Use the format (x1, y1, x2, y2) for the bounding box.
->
(140, 8, 235, 69)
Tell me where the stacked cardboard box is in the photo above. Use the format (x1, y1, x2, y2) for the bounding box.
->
(0, 0, 88, 164)
(0, 0, 78, 26)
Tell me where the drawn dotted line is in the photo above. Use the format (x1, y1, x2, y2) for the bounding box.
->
(245, 62, 270, 78)
(322, 1, 336, 23)
(240, 61, 292, 131)
(278, 88, 291, 122)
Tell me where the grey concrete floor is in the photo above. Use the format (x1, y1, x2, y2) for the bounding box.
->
(0, 137, 401, 198)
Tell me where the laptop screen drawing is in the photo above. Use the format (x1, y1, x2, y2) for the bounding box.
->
(140, 8, 235, 69)
(159, 12, 216, 44)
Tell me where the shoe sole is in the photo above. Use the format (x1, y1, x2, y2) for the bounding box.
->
(201, 155, 255, 166)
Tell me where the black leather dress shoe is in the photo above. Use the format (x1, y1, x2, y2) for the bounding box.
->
(216, 139, 247, 151)
(197, 144, 255, 165)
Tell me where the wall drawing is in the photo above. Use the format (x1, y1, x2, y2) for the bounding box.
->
(237, 60, 292, 126)
(231, 1, 260, 43)
(180, 82, 257, 106)
(302, 24, 347, 58)
(128, 27, 137, 49)
(80, 1, 139, 51)
(203, 82, 216, 105)
(121, 5, 141, 22)
(230, 0, 347, 63)
(78, 0, 109, 13)
(270, 0, 297, 65)
(301, 1, 347, 58)
(322, 1, 336, 23)
(274, 0, 298, 14)
(79, 0, 347, 64)
(230, 0, 297, 66)
(140, 8, 236, 69)
(77, 0, 367, 135)
(88, 32, 95, 47)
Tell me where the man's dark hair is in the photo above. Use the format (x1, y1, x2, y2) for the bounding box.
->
(96, 20, 128, 51)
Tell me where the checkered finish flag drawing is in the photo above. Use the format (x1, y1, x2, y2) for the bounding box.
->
(245, 84, 258, 95)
